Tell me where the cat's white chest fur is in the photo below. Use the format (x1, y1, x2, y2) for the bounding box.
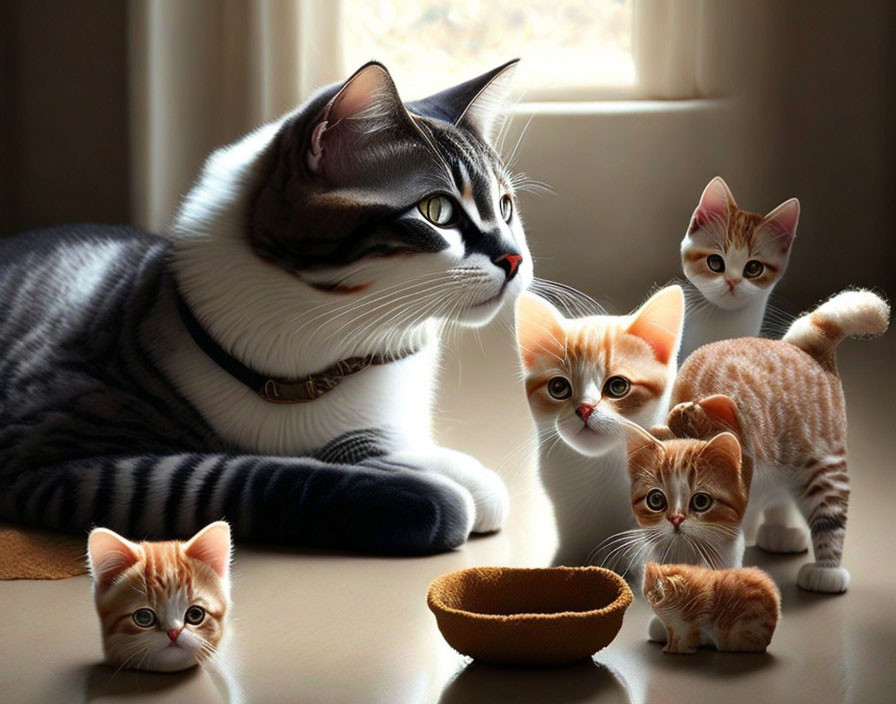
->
(681, 296, 767, 360)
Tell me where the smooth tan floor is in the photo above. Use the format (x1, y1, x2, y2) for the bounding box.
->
(1, 323, 894, 704)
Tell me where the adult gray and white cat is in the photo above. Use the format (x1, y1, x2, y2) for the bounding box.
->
(0, 60, 532, 554)
(678, 177, 800, 361)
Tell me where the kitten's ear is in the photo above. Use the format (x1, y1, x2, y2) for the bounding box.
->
(757, 198, 800, 252)
(697, 432, 742, 475)
(696, 395, 742, 437)
(626, 286, 684, 366)
(515, 292, 565, 368)
(88, 528, 142, 587)
(409, 59, 519, 146)
(184, 521, 232, 581)
(688, 177, 734, 234)
(625, 423, 664, 477)
(307, 62, 429, 182)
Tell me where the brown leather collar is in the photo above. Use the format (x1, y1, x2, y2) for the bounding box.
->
(176, 290, 419, 404)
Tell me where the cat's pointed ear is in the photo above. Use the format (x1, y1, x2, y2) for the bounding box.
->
(625, 423, 664, 477)
(626, 286, 684, 366)
(306, 62, 427, 182)
(184, 521, 231, 581)
(688, 177, 734, 234)
(515, 292, 565, 368)
(696, 395, 742, 437)
(757, 197, 800, 252)
(88, 528, 142, 587)
(697, 432, 742, 475)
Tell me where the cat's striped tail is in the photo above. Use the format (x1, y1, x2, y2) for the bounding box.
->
(783, 288, 889, 369)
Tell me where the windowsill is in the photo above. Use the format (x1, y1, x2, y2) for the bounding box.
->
(514, 97, 731, 115)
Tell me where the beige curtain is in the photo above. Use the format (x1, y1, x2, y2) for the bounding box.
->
(633, 0, 726, 99)
(128, 0, 342, 231)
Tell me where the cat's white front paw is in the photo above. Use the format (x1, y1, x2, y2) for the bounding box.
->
(648, 616, 667, 643)
(389, 447, 510, 534)
(756, 524, 809, 554)
(797, 563, 849, 593)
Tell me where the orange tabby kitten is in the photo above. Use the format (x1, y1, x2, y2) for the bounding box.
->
(621, 429, 750, 573)
(669, 289, 889, 593)
(88, 521, 231, 672)
(643, 561, 781, 654)
(515, 286, 684, 565)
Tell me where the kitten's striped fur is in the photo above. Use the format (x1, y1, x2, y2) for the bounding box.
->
(669, 289, 889, 592)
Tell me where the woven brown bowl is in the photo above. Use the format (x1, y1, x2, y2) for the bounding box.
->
(427, 566, 633, 666)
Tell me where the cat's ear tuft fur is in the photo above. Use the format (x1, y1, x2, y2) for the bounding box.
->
(184, 521, 232, 581)
(88, 528, 142, 587)
(456, 59, 519, 145)
(696, 395, 742, 436)
(626, 285, 684, 365)
(625, 423, 664, 477)
(759, 197, 800, 251)
(689, 177, 734, 234)
(515, 292, 565, 368)
(697, 432, 742, 475)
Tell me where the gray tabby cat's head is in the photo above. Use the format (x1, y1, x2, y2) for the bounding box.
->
(247, 60, 532, 326)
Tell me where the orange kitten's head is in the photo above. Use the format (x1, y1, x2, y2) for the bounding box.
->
(642, 562, 703, 609)
(88, 522, 232, 672)
(516, 286, 684, 456)
(682, 177, 799, 310)
(627, 426, 748, 568)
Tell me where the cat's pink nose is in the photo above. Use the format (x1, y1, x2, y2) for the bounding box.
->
(167, 628, 181, 643)
(493, 253, 522, 280)
(725, 278, 738, 290)
(669, 514, 684, 528)
(575, 403, 594, 423)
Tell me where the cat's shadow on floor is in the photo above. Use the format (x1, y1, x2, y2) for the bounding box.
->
(80, 662, 222, 702)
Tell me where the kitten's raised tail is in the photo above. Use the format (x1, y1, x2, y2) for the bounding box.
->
(783, 289, 890, 369)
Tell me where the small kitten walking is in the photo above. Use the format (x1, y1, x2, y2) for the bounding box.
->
(515, 286, 684, 565)
(643, 561, 781, 654)
(679, 177, 800, 361)
(88, 522, 231, 673)
(670, 289, 890, 592)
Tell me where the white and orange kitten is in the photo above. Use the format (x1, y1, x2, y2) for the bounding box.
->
(515, 286, 685, 566)
(680, 177, 800, 360)
(87, 521, 232, 673)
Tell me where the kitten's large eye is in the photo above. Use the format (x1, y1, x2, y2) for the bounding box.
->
(500, 194, 513, 223)
(603, 376, 631, 399)
(743, 260, 764, 278)
(184, 605, 206, 625)
(132, 608, 157, 628)
(706, 254, 725, 273)
(418, 195, 457, 227)
(547, 376, 572, 400)
(690, 492, 713, 512)
(645, 489, 667, 512)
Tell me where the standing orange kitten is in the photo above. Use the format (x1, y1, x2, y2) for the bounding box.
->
(515, 286, 684, 565)
(88, 521, 231, 672)
(643, 561, 781, 654)
(669, 289, 889, 592)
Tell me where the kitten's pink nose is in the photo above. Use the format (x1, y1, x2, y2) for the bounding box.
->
(494, 253, 522, 281)
(669, 514, 685, 528)
(575, 403, 594, 423)
(725, 278, 738, 291)
(167, 628, 181, 643)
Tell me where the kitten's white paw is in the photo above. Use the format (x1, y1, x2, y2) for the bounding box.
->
(756, 524, 809, 554)
(648, 616, 667, 643)
(797, 563, 849, 593)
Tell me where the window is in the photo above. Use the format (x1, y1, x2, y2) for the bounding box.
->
(340, 0, 636, 100)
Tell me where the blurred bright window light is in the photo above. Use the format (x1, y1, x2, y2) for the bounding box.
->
(340, 0, 636, 100)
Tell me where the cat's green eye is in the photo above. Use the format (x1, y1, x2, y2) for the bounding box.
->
(418, 195, 457, 227)
(603, 376, 631, 399)
(706, 254, 725, 273)
(743, 260, 764, 278)
(499, 194, 513, 223)
(185, 605, 206, 625)
(132, 608, 157, 628)
(690, 492, 714, 512)
(547, 376, 572, 400)
(645, 489, 667, 512)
